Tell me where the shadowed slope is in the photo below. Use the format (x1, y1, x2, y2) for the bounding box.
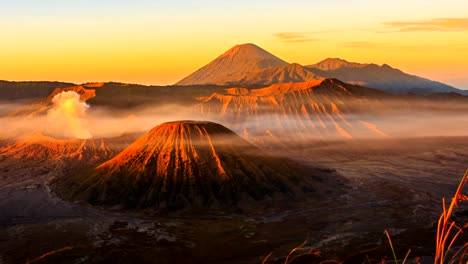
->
(0, 81, 75, 102)
(58, 121, 334, 209)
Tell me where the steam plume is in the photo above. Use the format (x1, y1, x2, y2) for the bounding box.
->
(45, 91, 92, 139)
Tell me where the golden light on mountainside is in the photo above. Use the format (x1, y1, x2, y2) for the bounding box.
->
(56, 121, 341, 209)
(197, 79, 390, 140)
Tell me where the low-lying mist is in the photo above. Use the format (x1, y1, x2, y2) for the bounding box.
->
(0, 95, 205, 140)
(1, 93, 468, 144)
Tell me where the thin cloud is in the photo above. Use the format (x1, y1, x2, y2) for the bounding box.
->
(383, 18, 468, 32)
(274, 32, 319, 43)
(342, 41, 437, 51)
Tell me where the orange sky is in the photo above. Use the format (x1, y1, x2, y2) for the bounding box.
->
(0, 0, 467, 88)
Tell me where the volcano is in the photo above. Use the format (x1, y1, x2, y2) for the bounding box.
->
(176, 43, 288, 86)
(57, 121, 334, 209)
(175, 43, 463, 94)
(198, 79, 389, 140)
(9, 84, 97, 117)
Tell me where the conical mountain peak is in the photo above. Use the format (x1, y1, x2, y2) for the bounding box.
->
(57, 120, 336, 209)
(219, 43, 280, 60)
(176, 43, 288, 86)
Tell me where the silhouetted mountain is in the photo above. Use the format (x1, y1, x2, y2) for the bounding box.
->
(0, 81, 75, 102)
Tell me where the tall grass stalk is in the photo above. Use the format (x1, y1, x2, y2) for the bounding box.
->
(384, 229, 399, 264)
(435, 169, 468, 264)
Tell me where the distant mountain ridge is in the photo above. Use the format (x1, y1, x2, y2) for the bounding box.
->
(0, 81, 75, 102)
(308, 58, 367, 71)
(0, 44, 464, 96)
(306, 58, 463, 95)
(176, 44, 465, 95)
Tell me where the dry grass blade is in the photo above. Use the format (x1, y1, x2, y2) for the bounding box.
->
(447, 242, 468, 264)
(441, 221, 457, 261)
(456, 245, 468, 264)
(402, 248, 411, 264)
(288, 248, 321, 264)
(261, 241, 318, 264)
(437, 198, 449, 263)
(435, 169, 468, 264)
(384, 229, 399, 264)
(262, 252, 273, 264)
(444, 226, 463, 262)
(436, 201, 445, 260)
(453, 170, 468, 207)
(25, 246, 73, 264)
(285, 240, 308, 264)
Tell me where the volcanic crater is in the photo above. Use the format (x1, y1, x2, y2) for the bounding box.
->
(54, 121, 342, 210)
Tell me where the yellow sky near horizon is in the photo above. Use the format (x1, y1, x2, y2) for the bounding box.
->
(0, 0, 467, 88)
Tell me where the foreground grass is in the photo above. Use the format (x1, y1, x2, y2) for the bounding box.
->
(25, 246, 73, 264)
(263, 169, 468, 264)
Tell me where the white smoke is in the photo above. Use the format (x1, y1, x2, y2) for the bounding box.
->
(45, 91, 92, 139)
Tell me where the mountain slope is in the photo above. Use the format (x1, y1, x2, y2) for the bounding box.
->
(307, 58, 463, 95)
(176, 44, 461, 94)
(0, 132, 137, 164)
(241, 63, 322, 86)
(57, 121, 334, 209)
(176, 43, 288, 86)
(197, 79, 390, 140)
(0, 132, 139, 187)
